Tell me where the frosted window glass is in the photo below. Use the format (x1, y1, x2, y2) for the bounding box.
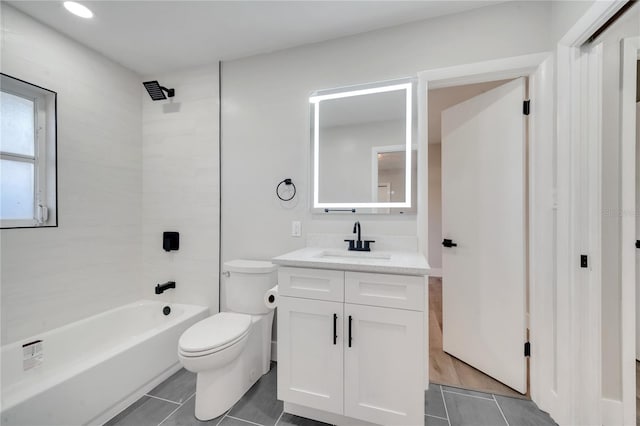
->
(0, 159, 34, 219)
(0, 91, 35, 157)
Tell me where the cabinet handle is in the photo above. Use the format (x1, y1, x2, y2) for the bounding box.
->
(333, 313, 337, 345)
(348, 315, 353, 348)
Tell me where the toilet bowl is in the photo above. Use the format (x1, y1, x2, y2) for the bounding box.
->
(177, 260, 277, 421)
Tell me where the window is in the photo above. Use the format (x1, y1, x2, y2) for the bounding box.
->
(0, 74, 57, 228)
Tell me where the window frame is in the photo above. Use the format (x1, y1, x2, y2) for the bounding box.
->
(1, 73, 57, 229)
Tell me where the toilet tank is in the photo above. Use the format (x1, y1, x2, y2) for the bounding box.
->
(224, 260, 277, 315)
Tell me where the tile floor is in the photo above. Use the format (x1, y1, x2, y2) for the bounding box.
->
(106, 363, 557, 426)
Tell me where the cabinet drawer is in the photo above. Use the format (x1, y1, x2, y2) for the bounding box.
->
(345, 272, 425, 310)
(278, 267, 344, 302)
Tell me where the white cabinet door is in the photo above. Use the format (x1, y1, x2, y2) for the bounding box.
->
(344, 304, 424, 425)
(441, 77, 527, 393)
(277, 296, 344, 415)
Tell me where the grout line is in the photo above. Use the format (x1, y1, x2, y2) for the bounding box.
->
(157, 403, 182, 426)
(226, 415, 266, 426)
(442, 389, 495, 402)
(440, 386, 452, 426)
(144, 394, 181, 405)
(426, 414, 449, 421)
(492, 394, 510, 426)
(184, 391, 196, 403)
(215, 409, 231, 426)
(274, 410, 285, 426)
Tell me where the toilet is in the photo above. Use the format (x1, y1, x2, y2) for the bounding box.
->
(178, 260, 277, 421)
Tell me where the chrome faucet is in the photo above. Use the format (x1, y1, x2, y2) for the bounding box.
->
(344, 221, 375, 252)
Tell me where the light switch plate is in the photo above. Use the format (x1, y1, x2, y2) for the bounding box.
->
(291, 221, 301, 237)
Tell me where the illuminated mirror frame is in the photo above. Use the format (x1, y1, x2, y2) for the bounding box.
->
(310, 82, 413, 209)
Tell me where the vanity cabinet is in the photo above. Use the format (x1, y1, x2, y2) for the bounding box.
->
(277, 267, 425, 426)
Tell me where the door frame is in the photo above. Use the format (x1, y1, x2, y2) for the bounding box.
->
(620, 35, 640, 426)
(417, 50, 554, 416)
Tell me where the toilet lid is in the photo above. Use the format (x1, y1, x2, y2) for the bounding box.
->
(179, 312, 251, 353)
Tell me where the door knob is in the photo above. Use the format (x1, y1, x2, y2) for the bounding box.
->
(442, 239, 458, 248)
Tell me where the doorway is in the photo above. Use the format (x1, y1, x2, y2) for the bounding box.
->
(426, 79, 529, 399)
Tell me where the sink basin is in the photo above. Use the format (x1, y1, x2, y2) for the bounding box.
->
(317, 249, 392, 260)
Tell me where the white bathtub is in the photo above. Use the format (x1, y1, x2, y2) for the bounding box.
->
(0, 300, 208, 426)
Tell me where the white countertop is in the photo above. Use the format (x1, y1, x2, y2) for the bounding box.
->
(272, 247, 430, 276)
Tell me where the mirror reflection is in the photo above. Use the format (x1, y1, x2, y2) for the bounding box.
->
(311, 81, 417, 214)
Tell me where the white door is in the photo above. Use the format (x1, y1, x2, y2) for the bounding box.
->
(636, 101, 640, 361)
(344, 304, 424, 425)
(441, 77, 527, 393)
(277, 296, 344, 414)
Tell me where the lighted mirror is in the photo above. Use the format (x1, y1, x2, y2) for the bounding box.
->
(310, 80, 417, 214)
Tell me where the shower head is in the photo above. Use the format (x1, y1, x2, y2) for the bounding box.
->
(143, 80, 175, 101)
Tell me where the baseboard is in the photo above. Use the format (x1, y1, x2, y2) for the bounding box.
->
(271, 340, 277, 362)
(601, 397, 623, 426)
(429, 268, 442, 277)
(93, 363, 182, 426)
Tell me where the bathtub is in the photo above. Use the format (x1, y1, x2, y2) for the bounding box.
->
(1, 300, 208, 426)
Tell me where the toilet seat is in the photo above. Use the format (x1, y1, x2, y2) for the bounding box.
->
(179, 312, 251, 357)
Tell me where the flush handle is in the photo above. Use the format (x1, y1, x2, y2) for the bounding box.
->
(333, 314, 337, 345)
(348, 315, 353, 348)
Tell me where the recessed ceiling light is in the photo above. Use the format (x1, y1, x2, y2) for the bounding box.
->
(63, 1, 93, 19)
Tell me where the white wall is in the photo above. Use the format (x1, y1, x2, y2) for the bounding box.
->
(0, 5, 143, 345)
(141, 65, 220, 312)
(598, 4, 640, 401)
(220, 1, 553, 293)
(428, 144, 442, 272)
(551, 0, 596, 43)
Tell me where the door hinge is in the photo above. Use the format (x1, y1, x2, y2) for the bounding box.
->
(523, 100, 530, 115)
(524, 342, 531, 357)
(580, 254, 588, 268)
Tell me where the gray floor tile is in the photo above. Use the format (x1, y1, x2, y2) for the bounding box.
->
(161, 395, 226, 426)
(441, 385, 494, 400)
(228, 366, 283, 426)
(425, 415, 450, 426)
(277, 412, 332, 426)
(104, 395, 179, 426)
(425, 384, 447, 419)
(495, 395, 557, 426)
(220, 416, 261, 426)
(443, 392, 507, 426)
(149, 368, 197, 404)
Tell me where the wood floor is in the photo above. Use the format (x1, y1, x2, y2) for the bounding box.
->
(429, 277, 528, 399)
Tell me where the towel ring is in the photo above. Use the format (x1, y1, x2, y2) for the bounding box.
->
(276, 178, 296, 202)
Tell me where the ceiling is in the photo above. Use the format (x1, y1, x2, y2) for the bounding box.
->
(8, 1, 502, 75)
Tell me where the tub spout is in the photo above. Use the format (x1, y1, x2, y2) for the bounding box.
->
(155, 281, 176, 294)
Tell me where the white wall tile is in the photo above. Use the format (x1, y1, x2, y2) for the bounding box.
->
(0, 5, 143, 345)
(142, 65, 220, 313)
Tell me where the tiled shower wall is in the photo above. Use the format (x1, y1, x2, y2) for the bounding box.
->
(0, 4, 143, 345)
